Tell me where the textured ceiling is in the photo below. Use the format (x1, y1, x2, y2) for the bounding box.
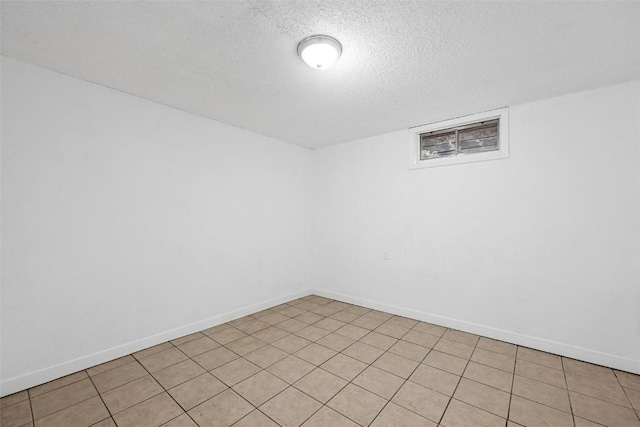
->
(2, 1, 639, 149)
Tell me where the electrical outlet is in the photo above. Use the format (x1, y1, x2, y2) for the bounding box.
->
(383, 251, 389, 260)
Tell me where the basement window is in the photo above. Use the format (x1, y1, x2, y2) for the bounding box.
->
(409, 108, 509, 169)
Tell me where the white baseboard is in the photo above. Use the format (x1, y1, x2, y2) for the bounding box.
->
(0, 289, 312, 397)
(312, 288, 640, 375)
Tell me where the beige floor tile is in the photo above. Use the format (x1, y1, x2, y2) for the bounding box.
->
(351, 316, 384, 330)
(293, 302, 321, 312)
(616, 370, 640, 391)
(443, 330, 479, 347)
(321, 354, 368, 381)
(192, 346, 238, 370)
(509, 395, 573, 427)
(301, 406, 359, 427)
(627, 388, 640, 411)
(277, 318, 308, 333)
(386, 316, 419, 329)
(476, 337, 517, 357)
(87, 356, 135, 377)
(388, 340, 430, 362)
(440, 399, 505, 427)
(1, 399, 32, 427)
(161, 414, 198, 427)
(254, 326, 290, 343)
(261, 387, 322, 427)
(233, 410, 279, 427)
(362, 310, 393, 321)
(371, 402, 437, 427)
(225, 336, 267, 356)
(188, 389, 253, 427)
(342, 342, 384, 364)
(359, 331, 398, 350)
(294, 343, 337, 365)
(570, 391, 640, 427)
(344, 305, 370, 316)
(177, 336, 219, 358)
(233, 371, 288, 406)
(294, 368, 347, 403)
(101, 375, 163, 414)
(277, 306, 306, 318)
(374, 323, 410, 339)
(412, 322, 446, 337)
(133, 342, 173, 360)
(272, 335, 312, 353)
(562, 358, 616, 382)
(434, 339, 475, 359)
(573, 417, 603, 427)
(34, 396, 109, 427)
(211, 358, 261, 386)
(530, 348, 573, 374)
(401, 330, 439, 348)
(112, 392, 183, 427)
(409, 364, 460, 396)
(454, 378, 510, 418)
(268, 355, 316, 384)
(310, 306, 338, 318)
(138, 348, 188, 373)
(316, 333, 355, 352)
(200, 323, 231, 336)
(152, 359, 205, 389)
(314, 317, 347, 332)
(423, 350, 468, 376)
(463, 361, 512, 393)
(313, 305, 342, 317)
(31, 378, 97, 420)
(335, 324, 370, 340)
(328, 384, 387, 426)
(471, 347, 515, 373)
(294, 325, 331, 341)
(168, 373, 227, 410)
(170, 332, 205, 346)
(515, 359, 566, 388)
(91, 418, 117, 427)
(92, 361, 148, 393)
(228, 316, 253, 326)
(517, 347, 563, 370)
(245, 345, 289, 369)
(295, 312, 324, 324)
(373, 352, 418, 379)
(512, 375, 571, 412)
(352, 366, 404, 399)
(29, 371, 88, 398)
(566, 371, 631, 407)
(257, 312, 289, 326)
(1, 391, 28, 409)
(209, 327, 247, 345)
(392, 381, 449, 423)
(329, 313, 357, 324)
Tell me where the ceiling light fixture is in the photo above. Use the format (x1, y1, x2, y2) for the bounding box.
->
(297, 35, 342, 70)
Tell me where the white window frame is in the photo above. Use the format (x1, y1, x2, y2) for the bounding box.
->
(409, 108, 509, 169)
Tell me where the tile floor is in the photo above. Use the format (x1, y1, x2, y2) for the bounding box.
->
(2, 295, 640, 427)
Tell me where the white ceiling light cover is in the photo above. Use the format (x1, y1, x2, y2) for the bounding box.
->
(297, 35, 342, 70)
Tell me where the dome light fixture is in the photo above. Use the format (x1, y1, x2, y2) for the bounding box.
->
(297, 35, 342, 70)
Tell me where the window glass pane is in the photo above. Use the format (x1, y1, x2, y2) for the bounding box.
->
(458, 121, 498, 154)
(420, 131, 456, 160)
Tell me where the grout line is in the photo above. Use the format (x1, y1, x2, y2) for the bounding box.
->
(506, 347, 517, 426)
(560, 357, 578, 427)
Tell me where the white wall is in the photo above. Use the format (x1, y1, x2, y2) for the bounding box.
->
(0, 57, 312, 395)
(311, 80, 640, 374)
